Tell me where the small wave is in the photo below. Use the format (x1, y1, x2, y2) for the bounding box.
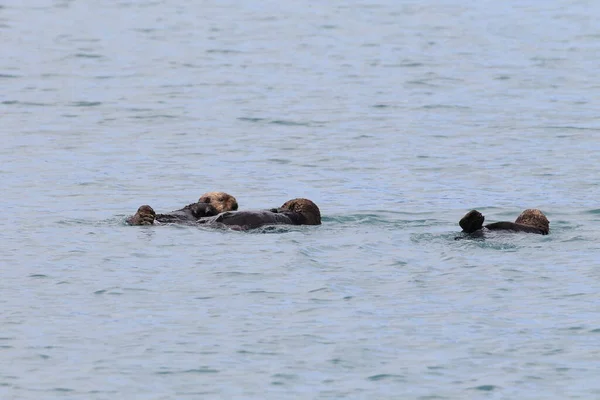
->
(540, 126, 599, 132)
(206, 49, 242, 54)
(413, 232, 460, 244)
(58, 218, 123, 226)
(383, 62, 424, 68)
(133, 28, 157, 33)
(94, 288, 123, 295)
(562, 235, 586, 242)
(237, 117, 266, 123)
(367, 374, 404, 381)
(70, 101, 102, 107)
(326, 214, 389, 225)
(156, 368, 219, 375)
(470, 385, 499, 391)
(326, 213, 445, 230)
(270, 119, 311, 127)
(267, 158, 291, 164)
(421, 104, 470, 110)
(406, 79, 439, 87)
(237, 117, 318, 127)
(2, 100, 50, 106)
(353, 134, 374, 139)
(451, 232, 526, 250)
(52, 388, 75, 392)
(56, 218, 91, 226)
(249, 225, 305, 234)
(131, 114, 177, 120)
(74, 53, 103, 59)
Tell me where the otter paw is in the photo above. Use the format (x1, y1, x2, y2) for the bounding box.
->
(459, 210, 484, 233)
(127, 205, 156, 225)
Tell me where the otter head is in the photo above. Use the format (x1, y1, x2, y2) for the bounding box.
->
(459, 210, 484, 233)
(515, 209, 549, 234)
(198, 192, 238, 214)
(279, 198, 321, 225)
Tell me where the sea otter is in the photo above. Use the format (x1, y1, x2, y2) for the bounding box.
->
(458, 209, 549, 236)
(196, 198, 321, 231)
(126, 192, 238, 225)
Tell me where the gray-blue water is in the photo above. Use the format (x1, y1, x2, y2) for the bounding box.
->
(2, 1, 600, 398)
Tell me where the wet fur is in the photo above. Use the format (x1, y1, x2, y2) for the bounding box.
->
(198, 191, 238, 213)
(458, 209, 549, 236)
(126, 205, 156, 226)
(515, 209, 549, 233)
(198, 198, 321, 231)
(127, 192, 238, 225)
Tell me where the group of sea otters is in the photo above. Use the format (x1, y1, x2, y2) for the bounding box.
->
(127, 192, 322, 230)
(127, 191, 550, 236)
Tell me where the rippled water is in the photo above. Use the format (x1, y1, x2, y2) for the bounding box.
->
(2, 1, 600, 399)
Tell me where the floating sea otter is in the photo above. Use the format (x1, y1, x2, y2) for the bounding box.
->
(197, 198, 321, 230)
(458, 209, 549, 236)
(127, 196, 321, 231)
(126, 192, 238, 226)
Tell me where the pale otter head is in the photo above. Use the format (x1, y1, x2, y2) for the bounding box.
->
(279, 198, 321, 225)
(515, 209, 549, 233)
(198, 192, 238, 213)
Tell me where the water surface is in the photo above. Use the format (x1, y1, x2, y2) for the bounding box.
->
(2, 1, 600, 399)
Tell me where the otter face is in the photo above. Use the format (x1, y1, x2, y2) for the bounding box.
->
(280, 198, 321, 225)
(459, 210, 485, 233)
(515, 209, 549, 233)
(198, 192, 238, 213)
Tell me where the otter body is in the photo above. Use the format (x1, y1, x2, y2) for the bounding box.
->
(127, 196, 321, 231)
(198, 198, 321, 231)
(197, 210, 300, 230)
(483, 221, 547, 234)
(458, 209, 549, 237)
(126, 192, 238, 226)
(155, 202, 218, 223)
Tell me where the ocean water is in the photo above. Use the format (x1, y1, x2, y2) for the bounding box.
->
(2, 1, 600, 399)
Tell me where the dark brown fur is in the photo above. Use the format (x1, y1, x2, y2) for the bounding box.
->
(276, 198, 321, 225)
(515, 209, 549, 234)
(127, 192, 238, 226)
(198, 198, 322, 230)
(458, 209, 549, 235)
(126, 205, 156, 226)
(459, 210, 485, 233)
